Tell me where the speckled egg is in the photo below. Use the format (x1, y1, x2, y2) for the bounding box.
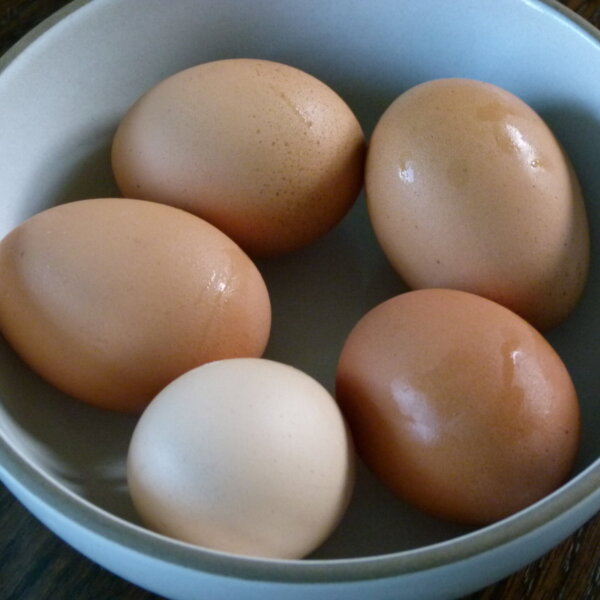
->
(112, 58, 366, 256)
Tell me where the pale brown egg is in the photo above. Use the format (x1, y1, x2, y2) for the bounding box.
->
(366, 78, 589, 331)
(0, 198, 271, 413)
(336, 289, 580, 525)
(112, 58, 366, 256)
(127, 358, 355, 559)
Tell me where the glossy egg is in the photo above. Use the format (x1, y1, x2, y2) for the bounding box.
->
(112, 58, 366, 256)
(336, 289, 580, 525)
(0, 198, 271, 412)
(127, 358, 355, 559)
(365, 78, 589, 330)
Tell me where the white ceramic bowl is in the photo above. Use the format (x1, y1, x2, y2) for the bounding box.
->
(0, 1, 599, 599)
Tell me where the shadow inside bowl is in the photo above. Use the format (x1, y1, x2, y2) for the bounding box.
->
(539, 100, 600, 474)
(0, 335, 140, 520)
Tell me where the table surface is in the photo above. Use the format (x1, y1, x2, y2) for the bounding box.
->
(1, 0, 599, 599)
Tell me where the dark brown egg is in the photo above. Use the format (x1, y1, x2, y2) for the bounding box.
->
(336, 288, 580, 524)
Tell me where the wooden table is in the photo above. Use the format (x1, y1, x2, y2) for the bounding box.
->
(1, 1, 599, 598)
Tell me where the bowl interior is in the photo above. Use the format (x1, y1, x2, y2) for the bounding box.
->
(0, 0, 599, 561)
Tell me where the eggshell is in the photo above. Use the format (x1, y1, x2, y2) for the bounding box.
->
(365, 78, 589, 330)
(0, 198, 271, 413)
(127, 358, 355, 559)
(336, 289, 580, 525)
(112, 58, 366, 256)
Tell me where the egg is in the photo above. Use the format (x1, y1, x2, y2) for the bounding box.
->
(111, 58, 366, 257)
(365, 78, 589, 330)
(0, 198, 271, 413)
(127, 358, 355, 559)
(335, 289, 580, 525)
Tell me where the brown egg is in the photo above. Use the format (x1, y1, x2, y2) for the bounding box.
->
(366, 78, 589, 330)
(112, 58, 366, 256)
(336, 289, 580, 525)
(0, 198, 271, 413)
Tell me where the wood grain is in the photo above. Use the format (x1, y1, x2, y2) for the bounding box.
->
(0, 1, 599, 599)
(563, 0, 600, 25)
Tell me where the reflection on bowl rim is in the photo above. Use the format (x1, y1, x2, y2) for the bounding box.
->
(0, 0, 599, 585)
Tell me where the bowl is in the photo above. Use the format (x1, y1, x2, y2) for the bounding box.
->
(0, 1, 599, 598)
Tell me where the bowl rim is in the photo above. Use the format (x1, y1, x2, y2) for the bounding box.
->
(2, 424, 599, 583)
(0, 0, 599, 585)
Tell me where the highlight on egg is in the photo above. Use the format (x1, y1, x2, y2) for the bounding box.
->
(365, 78, 589, 331)
(336, 288, 580, 525)
(0, 198, 271, 413)
(111, 58, 366, 256)
(127, 358, 355, 559)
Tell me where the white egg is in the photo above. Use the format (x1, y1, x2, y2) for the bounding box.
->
(127, 358, 355, 559)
